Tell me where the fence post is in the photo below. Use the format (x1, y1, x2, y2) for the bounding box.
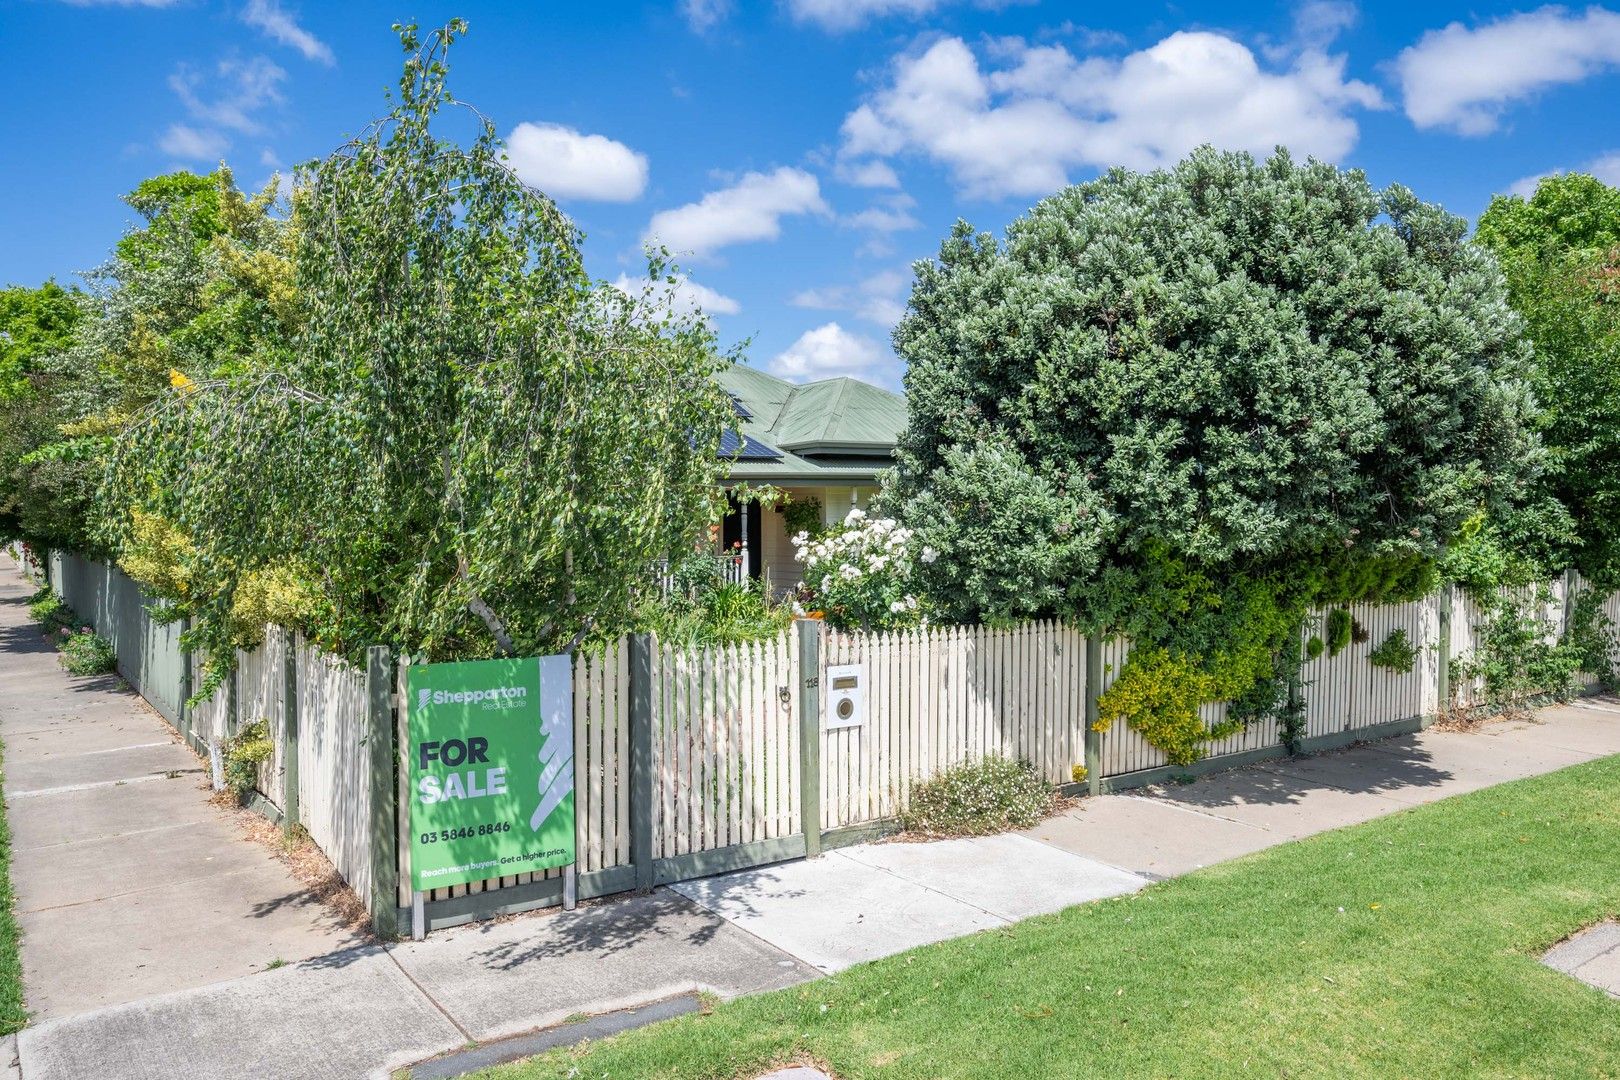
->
(281, 627, 300, 836)
(629, 633, 656, 893)
(178, 615, 193, 750)
(1433, 586, 1452, 726)
(796, 619, 822, 857)
(1084, 635, 1102, 796)
(366, 645, 399, 939)
(1563, 567, 1578, 636)
(226, 660, 240, 740)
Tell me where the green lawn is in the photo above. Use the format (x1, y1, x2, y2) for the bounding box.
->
(0, 742, 23, 1034)
(484, 755, 1620, 1079)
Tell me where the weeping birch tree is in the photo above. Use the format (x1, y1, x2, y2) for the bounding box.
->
(102, 21, 733, 675)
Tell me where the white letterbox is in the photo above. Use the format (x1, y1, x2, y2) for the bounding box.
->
(825, 663, 866, 730)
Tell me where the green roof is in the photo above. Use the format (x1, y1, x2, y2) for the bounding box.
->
(715, 365, 906, 483)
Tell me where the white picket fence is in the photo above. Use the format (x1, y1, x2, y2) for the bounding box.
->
(652, 633, 801, 861)
(37, 547, 1620, 933)
(1303, 597, 1442, 738)
(822, 621, 1084, 828)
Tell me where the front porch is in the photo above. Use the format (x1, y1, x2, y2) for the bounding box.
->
(715, 484, 878, 597)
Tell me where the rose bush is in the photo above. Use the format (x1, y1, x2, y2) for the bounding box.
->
(793, 509, 926, 631)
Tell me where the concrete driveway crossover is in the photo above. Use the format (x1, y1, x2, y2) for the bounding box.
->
(670, 835, 1149, 973)
(387, 890, 818, 1044)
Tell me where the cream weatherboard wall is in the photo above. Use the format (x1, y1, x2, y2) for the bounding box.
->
(752, 483, 881, 597)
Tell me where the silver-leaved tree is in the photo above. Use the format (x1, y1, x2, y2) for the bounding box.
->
(884, 147, 1544, 760)
(102, 21, 733, 679)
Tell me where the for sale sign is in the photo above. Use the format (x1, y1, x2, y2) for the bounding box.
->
(406, 655, 574, 891)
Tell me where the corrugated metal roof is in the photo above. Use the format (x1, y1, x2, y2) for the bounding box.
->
(712, 364, 907, 483)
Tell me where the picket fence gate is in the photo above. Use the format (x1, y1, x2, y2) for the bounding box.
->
(25, 548, 1620, 936)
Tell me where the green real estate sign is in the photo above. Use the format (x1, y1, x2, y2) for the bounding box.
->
(406, 655, 574, 892)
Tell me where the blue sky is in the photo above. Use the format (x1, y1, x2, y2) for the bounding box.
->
(4, 0, 1620, 388)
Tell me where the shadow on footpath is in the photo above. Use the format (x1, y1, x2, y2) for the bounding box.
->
(1145, 739, 1456, 808)
(466, 891, 734, 972)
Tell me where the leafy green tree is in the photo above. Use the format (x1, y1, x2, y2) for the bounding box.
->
(1475, 173, 1620, 255)
(1475, 173, 1620, 582)
(887, 148, 1541, 758)
(0, 282, 83, 542)
(103, 22, 733, 676)
(0, 282, 80, 402)
(0, 169, 291, 552)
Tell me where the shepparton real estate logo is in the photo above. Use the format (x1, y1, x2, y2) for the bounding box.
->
(405, 655, 574, 892)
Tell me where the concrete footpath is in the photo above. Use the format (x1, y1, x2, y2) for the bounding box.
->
(0, 561, 362, 1021)
(5, 552, 1620, 1077)
(671, 699, 1620, 978)
(22, 703, 1617, 1080)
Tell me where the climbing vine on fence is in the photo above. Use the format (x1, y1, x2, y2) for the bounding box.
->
(1368, 629, 1418, 674)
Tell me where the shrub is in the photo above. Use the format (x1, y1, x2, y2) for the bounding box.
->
(1325, 609, 1353, 657)
(793, 509, 924, 631)
(1458, 588, 1581, 710)
(640, 582, 793, 647)
(59, 629, 116, 676)
(1567, 585, 1620, 688)
(900, 756, 1053, 837)
(781, 496, 824, 542)
(888, 147, 1539, 760)
(1094, 648, 1243, 767)
(26, 589, 62, 627)
(222, 719, 273, 797)
(229, 560, 319, 647)
(1368, 629, 1418, 674)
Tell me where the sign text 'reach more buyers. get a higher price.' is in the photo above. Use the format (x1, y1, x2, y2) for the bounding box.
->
(406, 655, 574, 892)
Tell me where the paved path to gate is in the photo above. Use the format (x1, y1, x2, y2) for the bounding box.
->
(0, 559, 364, 1021)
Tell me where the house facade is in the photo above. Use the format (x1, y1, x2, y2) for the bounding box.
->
(712, 364, 907, 596)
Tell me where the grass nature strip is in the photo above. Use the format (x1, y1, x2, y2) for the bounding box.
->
(482, 754, 1620, 1080)
(0, 741, 24, 1034)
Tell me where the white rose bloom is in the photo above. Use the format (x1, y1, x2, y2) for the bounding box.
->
(920, 546, 938, 564)
(889, 600, 905, 613)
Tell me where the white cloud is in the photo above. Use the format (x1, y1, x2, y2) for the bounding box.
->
(1506, 149, 1620, 197)
(835, 159, 902, 188)
(644, 167, 829, 258)
(159, 123, 229, 161)
(242, 0, 335, 66)
(839, 32, 1383, 198)
(843, 202, 919, 234)
(1393, 7, 1620, 135)
(789, 0, 943, 31)
(169, 55, 286, 134)
(769, 322, 895, 384)
(786, 0, 1021, 32)
(791, 269, 910, 328)
(1291, 0, 1359, 50)
(794, 269, 909, 326)
(681, 0, 733, 31)
(504, 123, 649, 202)
(612, 274, 741, 317)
